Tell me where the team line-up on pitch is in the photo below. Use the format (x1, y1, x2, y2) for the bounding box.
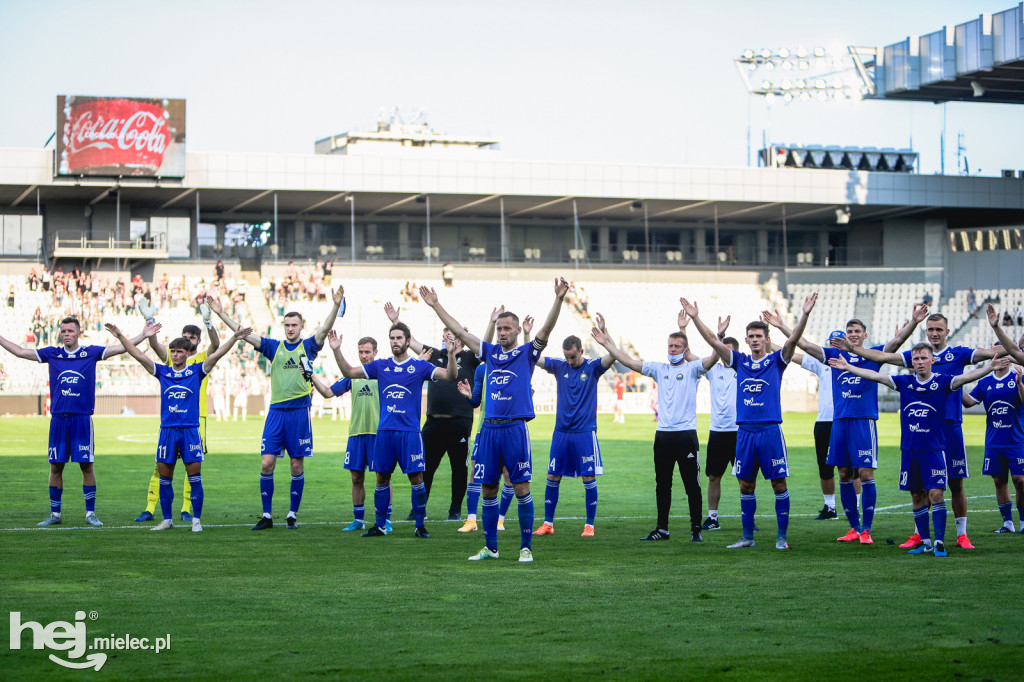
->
(3, 279, 1023, 561)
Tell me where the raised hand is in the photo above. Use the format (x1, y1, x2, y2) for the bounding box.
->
(332, 284, 345, 304)
(419, 286, 438, 307)
(912, 302, 929, 323)
(522, 315, 535, 336)
(762, 309, 783, 328)
(679, 297, 698, 318)
(718, 315, 731, 336)
(594, 312, 606, 333)
(232, 327, 253, 343)
(830, 335, 853, 352)
(677, 309, 690, 330)
(143, 322, 162, 339)
(207, 293, 223, 314)
(591, 326, 611, 347)
(992, 355, 1011, 372)
(554, 278, 569, 298)
(802, 292, 818, 314)
(384, 302, 399, 323)
(490, 305, 505, 323)
(327, 329, 342, 350)
(457, 378, 472, 399)
(418, 347, 433, 362)
(104, 322, 122, 338)
(988, 303, 1000, 327)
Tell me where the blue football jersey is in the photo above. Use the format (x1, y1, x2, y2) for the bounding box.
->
(363, 356, 437, 431)
(891, 373, 956, 451)
(543, 357, 608, 432)
(729, 349, 788, 425)
(969, 373, 1024, 448)
(155, 363, 208, 428)
(902, 345, 975, 424)
(36, 345, 105, 415)
(480, 340, 543, 421)
(824, 345, 883, 420)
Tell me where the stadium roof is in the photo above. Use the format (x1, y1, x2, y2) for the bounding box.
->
(1, 148, 1022, 229)
(868, 4, 1024, 105)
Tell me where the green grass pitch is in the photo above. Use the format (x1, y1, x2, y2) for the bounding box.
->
(1, 412, 1022, 680)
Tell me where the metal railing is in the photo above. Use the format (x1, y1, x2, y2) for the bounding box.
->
(47, 231, 168, 252)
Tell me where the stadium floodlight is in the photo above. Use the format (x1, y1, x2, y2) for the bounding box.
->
(735, 45, 874, 102)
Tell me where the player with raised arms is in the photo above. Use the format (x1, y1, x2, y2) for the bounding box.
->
(455, 316, 532, 533)
(421, 278, 570, 563)
(1, 316, 145, 527)
(307, 330, 392, 533)
(105, 322, 250, 532)
(683, 293, 817, 550)
(828, 345, 998, 557)
(831, 310, 1004, 550)
(762, 305, 926, 544)
(207, 285, 344, 530)
(532, 317, 617, 539)
(965, 304, 1024, 533)
(333, 322, 457, 539)
(133, 295, 220, 524)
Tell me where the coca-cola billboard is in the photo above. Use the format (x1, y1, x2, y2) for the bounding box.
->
(56, 95, 186, 177)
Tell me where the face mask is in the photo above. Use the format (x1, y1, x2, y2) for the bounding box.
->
(668, 352, 686, 364)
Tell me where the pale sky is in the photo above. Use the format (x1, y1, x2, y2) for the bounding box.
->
(1, 0, 1020, 176)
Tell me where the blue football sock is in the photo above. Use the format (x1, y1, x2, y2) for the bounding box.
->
(82, 485, 96, 514)
(839, 480, 860, 532)
(583, 479, 598, 526)
(913, 506, 931, 543)
(482, 496, 499, 551)
(374, 485, 390, 529)
(740, 493, 756, 539)
(289, 474, 304, 515)
(387, 501, 393, 522)
(775, 490, 790, 537)
(517, 493, 534, 550)
(932, 502, 947, 543)
(543, 479, 560, 524)
(353, 504, 365, 523)
(499, 484, 514, 518)
(1018, 505, 1024, 525)
(259, 473, 274, 516)
(49, 486, 62, 515)
(188, 475, 203, 520)
(998, 501, 1012, 523)
(411, 482, 427, 526)
(465, 484, 481, 518)
(159, 476, 173, 520)
(861, 479, 877, 531)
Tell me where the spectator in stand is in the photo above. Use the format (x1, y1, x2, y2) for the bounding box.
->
(0, 362, 7, 390)
(922, 291, 933, 307)
(7, 285, 14, 308)
(442, 262, 454, 287)
(966, 288, 978, 317)
(215, 260, 225, 282)
(613, 374, 626, 424)
(1003, 310, 1014, 327)
(1016, 301, 1023, 327)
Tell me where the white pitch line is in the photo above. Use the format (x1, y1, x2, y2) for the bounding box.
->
(0, 498, 1000, 533)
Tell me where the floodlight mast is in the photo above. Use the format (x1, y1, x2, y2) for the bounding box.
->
(734, 46, 876, 103)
